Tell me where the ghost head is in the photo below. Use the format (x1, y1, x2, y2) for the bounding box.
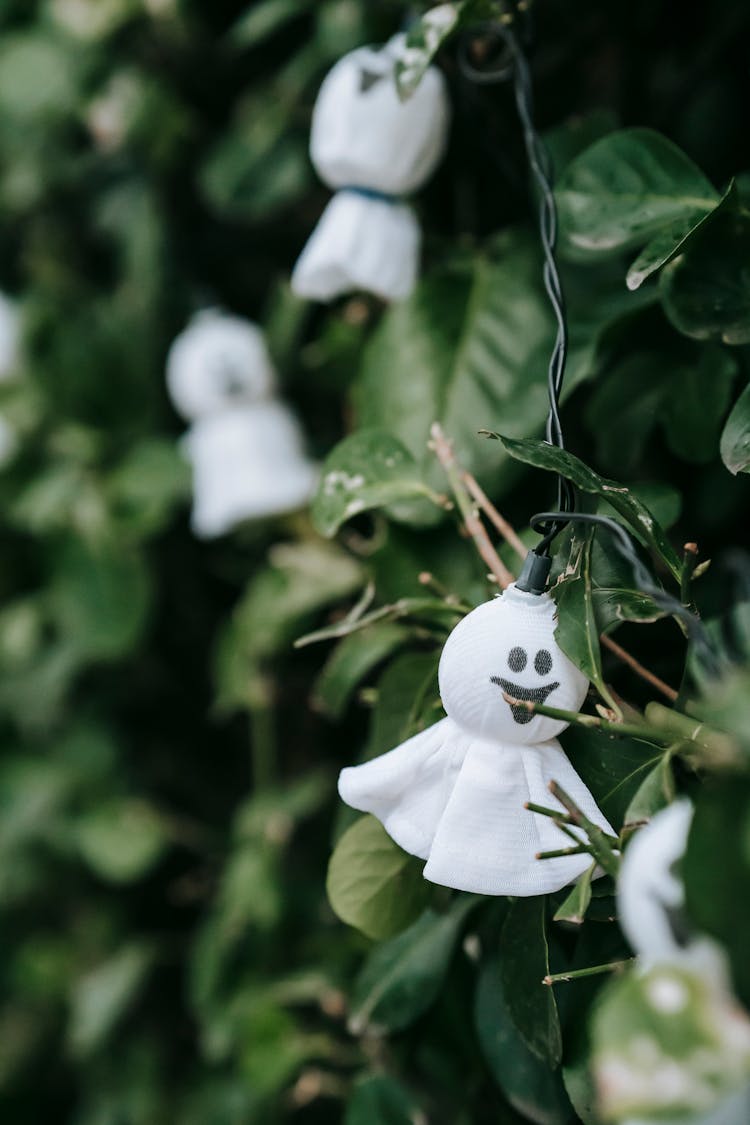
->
(310, 35, 449, 195)
(438, 584, 588, 745)
(617, 800, 695, 964)
(166, 309, 275, 421)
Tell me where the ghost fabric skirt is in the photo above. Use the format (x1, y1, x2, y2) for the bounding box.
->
(291, 191, 420, 303)
(338, 719, 615, 897)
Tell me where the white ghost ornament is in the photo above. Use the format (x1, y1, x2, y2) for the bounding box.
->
(166, 309, 317, 538)
(614, 802, 750, 1125)
(339, 583, 614, 895)
(0, 293, 20, 381)
(291, 35, 450, 303)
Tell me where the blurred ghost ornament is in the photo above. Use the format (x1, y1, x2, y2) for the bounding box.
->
(0, 292, 20, 381)
(614, 802, 750, 1125)
(291, 35, 450, 303)
(166, 309, 317, 538)
(617, 799, 697, 966)
(339, 583, 614, 895)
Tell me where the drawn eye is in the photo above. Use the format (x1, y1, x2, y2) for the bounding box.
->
(508, 646, 527, 673)
(359, 67, 384, 94)
(535, 649, 552, 676)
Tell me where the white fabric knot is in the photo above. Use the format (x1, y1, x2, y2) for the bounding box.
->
(338, 584, 613, 896)
(292, 35, 450, 302)
(166, 309, 317, 537)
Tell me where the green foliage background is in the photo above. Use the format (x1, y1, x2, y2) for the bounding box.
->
(1, 1, 750, 1124)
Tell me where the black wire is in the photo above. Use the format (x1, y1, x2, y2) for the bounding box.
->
(531, 512, 723, 677)
(459, 16, 724, 677)
(459, 17, 573, 540)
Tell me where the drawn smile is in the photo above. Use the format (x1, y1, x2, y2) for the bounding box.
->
(489, 677, 560, 724)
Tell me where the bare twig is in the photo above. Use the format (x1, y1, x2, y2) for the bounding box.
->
(543, 959, 633, 986)
(600, 634, 678, 702)
(429, 423, 513, 589)
(461, 471, 528, 561)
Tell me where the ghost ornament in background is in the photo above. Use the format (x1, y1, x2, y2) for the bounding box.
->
(166, 309, 317, 538)
(0, 292, 20, 382)
(613, 802, 750, 1125)
(291, 35, 450, 303)
(339, 583, 614, 896)
(0, 293, 21, 469)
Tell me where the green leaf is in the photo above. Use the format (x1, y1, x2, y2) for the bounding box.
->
(106, 438, 190, 538)
(721, 381, 750, 475)
(500, 898, 562, 1068)
(626, 180, 736, 290)
(344, 1074, 418, 1125)
(326, 815, 430, 941)
(215, 541, 363, 709)
(355, 234, 553, 497)
(684, 777, 750, 1008)
(622, 754, 675, 827)
(312, 622, 412, 719)
(68, 944, 154, 1057)
(228, 0, 313, 46)
(562, 726, 664, 829)
(552, 525, 617, 711)
(48, 538, 151, 660)
(475, 956, 573, 1124)
(661, 346, 737, 464)
(496, 434, 682, 580)
(311, 429, 445, 537)
(660, 200, 750, 345)
(553, 862, 597, 926)
(348, 897, 476, 1035)
(586, 348, 736, 471)
(557, 128, 718, 257)
(75, 799, 168, 883)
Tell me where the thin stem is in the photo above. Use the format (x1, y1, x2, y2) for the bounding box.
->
(549, 781, 620, 877)
(600, 634, 678, 702)
(502, 692, 672, 745)
(543, 959, 634, 986)
(461, 470, 528, 561)
(429, 423, 513, 588)
(536, 844, 589, 860)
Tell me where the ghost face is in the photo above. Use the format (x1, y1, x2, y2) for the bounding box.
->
(166, 310, 275, 421)
(437, 585, 589, 744)
(617, 800, 695, 963)
(309, 36, 450, 195)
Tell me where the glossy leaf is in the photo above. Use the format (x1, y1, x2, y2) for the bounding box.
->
(312, 622, 412, 719)
(557, 128, 718, 257)
(68, 944, 154, 1057)
(500, 898, 562, 1067)
(475, 956, 573, 1124)
(721, 381, 750, 475)
(626, 181, 735, 290)
(75, 799, 168, 883)
(660, 202, 750, 345)
(563, 726, 664, 829)
(684, 777, 750, 1007)
(553, 862, 597, 926)
(344, 1074, 418, 1125)
(348, 897, 476, 1035)
(552, 525, 617, 711)
(395, 3, 465, 100)
(496, 435, 682, 579)
(311, 429, 445, 537)
(326, 815, 430, 941)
